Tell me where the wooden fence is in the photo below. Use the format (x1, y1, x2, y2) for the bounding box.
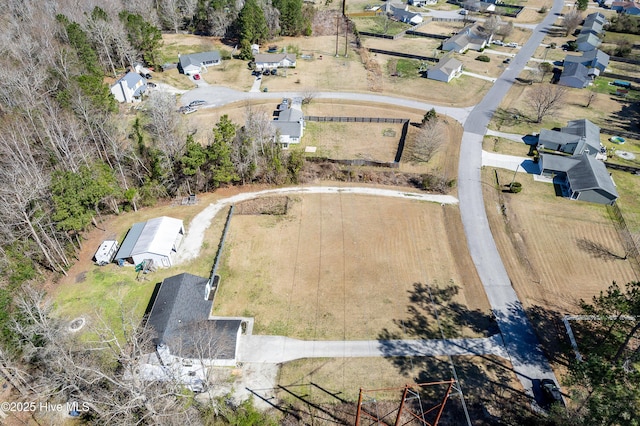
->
(306, 116, 408, 123)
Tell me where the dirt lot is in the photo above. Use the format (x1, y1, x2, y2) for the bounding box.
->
(214, 193, 489, 340)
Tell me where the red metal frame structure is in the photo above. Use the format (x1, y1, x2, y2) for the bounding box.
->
(354, 380, 456, 426)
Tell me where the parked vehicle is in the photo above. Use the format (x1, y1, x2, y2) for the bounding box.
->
(182, 107, 196, 115)
(492, 40, 504, 46)
(145, 73, 152, 79)
(263, 70, 270, 75)
(541, 379, 563, 405)
(147, 82, 157, 88)
(503, 58, 511, 64)
(189, 100, 206, 107)
(193, 74, 200, 80)
(270, 69, 277, 75)
(506, 42, 518, 48)
(459, 9, 468, 14)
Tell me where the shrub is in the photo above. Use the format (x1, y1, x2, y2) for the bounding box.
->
(549, 42, 556, 49)
(539, 5, 547, 13)
(476, 55, 490, 62)
(509, 182, 523, 193)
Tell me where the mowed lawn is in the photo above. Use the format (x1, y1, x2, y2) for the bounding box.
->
(213, 193, 491, 340)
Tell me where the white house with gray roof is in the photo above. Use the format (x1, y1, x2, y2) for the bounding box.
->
(442, 23, 492, 53)
(114, 216, 184, 267)
(254, 53, 297, 71)
(427, 57, 463, 82)
(539, 153, 618, 205)
(271, 99, 305, 148)
(178, 51, 221, 75)
(110, 71, 147, 103)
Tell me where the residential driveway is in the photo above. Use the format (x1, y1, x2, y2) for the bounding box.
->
(482, 151, 538, 173)
(461, 71, 496, 83)
(457, 0, 565, 397)
(237, 335, 508, 363)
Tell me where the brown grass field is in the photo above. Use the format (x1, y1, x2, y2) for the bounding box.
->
(214, 193, 489, 340)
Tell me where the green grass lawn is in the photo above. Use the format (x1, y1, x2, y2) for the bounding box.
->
(351, 16, 411, 35)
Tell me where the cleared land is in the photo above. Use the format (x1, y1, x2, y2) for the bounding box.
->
(214, 193, 490, 340)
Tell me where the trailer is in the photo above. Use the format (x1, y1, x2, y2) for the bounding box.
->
(94, 240, 119, 266)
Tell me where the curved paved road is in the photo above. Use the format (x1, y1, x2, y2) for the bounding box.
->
(458, 0, 565, 395)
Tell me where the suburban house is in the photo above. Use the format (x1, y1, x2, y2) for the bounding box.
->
(114, 216, 184, 268)
(559, 50, 609, 88)
(271, 99, 305, 148)
(539, 153, 618, 205)
(537, 119, 605, 158)
(178, 51, 221, 75)
(110, 71, 147, 103)
(576, 32, 601, 52)
(254, 53, 297, 71)
(559, 62, 592, 88)
(385, 3, 424, 24)
(427, 57, 463, 82)
(612, 0, 640, 14)
(137, 273, 245, 390)
(442, 23, 492, 53)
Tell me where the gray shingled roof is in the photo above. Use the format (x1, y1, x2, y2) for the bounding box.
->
(539, 128, 582, 147)
(431, 57, 463, 75)
(567, 154, 618, 197)
(146, 273, 241, 359)
(179, 51, 221, 68)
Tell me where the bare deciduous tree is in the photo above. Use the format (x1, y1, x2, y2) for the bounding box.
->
(563, 9, 583, 36)
(577, 238, 627, 261)
(411, 120, 445, 162)
(527, 84, 566, 123)
(585, 90, 597, 108)
(482, 15, 502, 38)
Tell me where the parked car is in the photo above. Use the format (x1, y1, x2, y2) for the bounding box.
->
(506, 42, 518, 48)
(189, 100, 206, 107)
(145, 73, 152, 79)
(459, 9, 468, 14)
(147, 82, 157, 88)
(541, 379, 563, 405)
(182, 107, 196, 115)
(492, 40, 504, 46)
(192, 74, 201, 80)
(263, 69, 270, 76)
(503, 58, 511, 64)
(270, 69, 277, 75)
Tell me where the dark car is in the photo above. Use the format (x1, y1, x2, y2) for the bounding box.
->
(147, 82, 157, 88)
(263, 70, 270, 76)
(503, 58, 511, 64)
(270, 69, 277, 75)
(189, 100, 206, 107)
(145, 73, 152, 79)
(541, 379, 563, 405)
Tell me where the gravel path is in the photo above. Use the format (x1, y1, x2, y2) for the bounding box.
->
(174, 186, 458, 265)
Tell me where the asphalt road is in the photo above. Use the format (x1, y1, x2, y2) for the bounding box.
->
(457, 0, 566, 396)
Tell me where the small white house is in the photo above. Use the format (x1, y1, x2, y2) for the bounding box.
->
(115, 216, 184, 268)
(110, 71, 147, 103)
(427, 57, 463, 82)
(254, 53, 297, 71)
(94, 240, 119, 266)
(179, 51, 221, 75)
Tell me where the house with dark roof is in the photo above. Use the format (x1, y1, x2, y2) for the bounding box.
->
(539, 153, 618, 205)
(537, 119, 605, 157)
(442, 23, 492, 53)
(385, 2, 424, 24)
(576, 32, 601, 52)
(178, 51, 221, 75)
(427, 57, 463, 82)
(146, 273, 243, 365)
(271, 99, 305, 148)
(110, 71, 147, 103)
(114, 216, 184, 267)
(612, 0, 640, 14)
(254, 53, 297, 71)
(558, 62, 591, 88)
(559, 50, 609, 88)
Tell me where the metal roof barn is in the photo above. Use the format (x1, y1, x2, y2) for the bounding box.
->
(115, 216, 184, 267)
